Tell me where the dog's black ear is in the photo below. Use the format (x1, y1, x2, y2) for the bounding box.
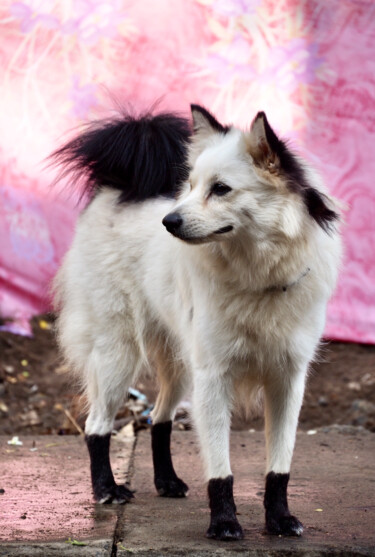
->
(247, 112, 339, 232)
(190, 105, 230, 136)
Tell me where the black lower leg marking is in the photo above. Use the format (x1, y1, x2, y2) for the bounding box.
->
(206, 475, 244, 541)
(86, 433, 134, 504)
(151, 421, 188, 497)
(264, 472, 303, 536)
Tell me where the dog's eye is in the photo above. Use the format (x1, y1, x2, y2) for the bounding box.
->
(210, 183, 232, 196)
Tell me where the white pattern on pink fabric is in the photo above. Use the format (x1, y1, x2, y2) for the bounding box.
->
(0, 0, 374, 342)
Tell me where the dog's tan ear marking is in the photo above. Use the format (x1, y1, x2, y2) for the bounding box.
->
(246, 112, 280, 173)
(247, 112, 339, 232)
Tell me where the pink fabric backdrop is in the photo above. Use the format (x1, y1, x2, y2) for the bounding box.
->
(0, 0, 374, 341)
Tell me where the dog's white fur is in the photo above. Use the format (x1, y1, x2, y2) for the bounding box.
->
(54, 111, 341, 482)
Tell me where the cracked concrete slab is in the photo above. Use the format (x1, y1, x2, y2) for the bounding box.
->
(0, 434, 134, 556)
(0, 430, 374, 556)
(116, 430, 375, 556)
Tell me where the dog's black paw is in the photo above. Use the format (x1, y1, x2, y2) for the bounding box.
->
(266, 514, 303, 536)
(155, 476, 189, 497)
(95, 483, 134, 505)
(206, 518, 244, 541)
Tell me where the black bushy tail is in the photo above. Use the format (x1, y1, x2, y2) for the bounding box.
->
(51, 112, 191, 203)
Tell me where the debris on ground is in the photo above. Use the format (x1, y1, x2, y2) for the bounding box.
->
(113, 387, 153, 434)
(174, 401, 192, 430)
(7, 436, 23, 446)
(65, 538, 87, 546)
(319, 424, 368, 435)
(115, 422, 135, 440)
(0, 314, 374, 434)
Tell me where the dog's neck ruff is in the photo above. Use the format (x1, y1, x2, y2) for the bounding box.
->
(266, 267, 311, 294)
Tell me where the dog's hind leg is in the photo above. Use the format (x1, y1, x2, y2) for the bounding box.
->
(84, 337, 142, 504)
(151, 344, 189, 497)
(263, 366, 307, 536)
(193, 370, 244, 541)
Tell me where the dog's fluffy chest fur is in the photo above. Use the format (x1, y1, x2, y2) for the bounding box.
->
(71, 191, 338, 377)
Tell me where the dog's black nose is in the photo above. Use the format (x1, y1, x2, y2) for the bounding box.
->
(162, 212, 183, 232)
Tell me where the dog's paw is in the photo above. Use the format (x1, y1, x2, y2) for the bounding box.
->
(96, 483, 134, 505)
(155, 476, 189, 497)
(266, 514, 303, 536)
(206, 518, 244, 541)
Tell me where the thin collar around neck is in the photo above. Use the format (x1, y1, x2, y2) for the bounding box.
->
(266, 267, 311, 293)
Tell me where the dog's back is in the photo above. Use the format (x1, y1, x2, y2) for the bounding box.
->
(52, 111, 191, 385)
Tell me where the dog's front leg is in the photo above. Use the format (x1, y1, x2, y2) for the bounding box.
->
(263, 367, 306, 536)
(193, 370, 243, 541)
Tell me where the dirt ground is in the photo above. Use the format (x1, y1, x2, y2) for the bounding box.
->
(0, 313, 374, 436)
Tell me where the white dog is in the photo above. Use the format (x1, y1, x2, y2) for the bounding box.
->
(52, 105, 341, 540)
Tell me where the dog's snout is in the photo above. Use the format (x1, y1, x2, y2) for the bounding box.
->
(162, 212, 183, 233)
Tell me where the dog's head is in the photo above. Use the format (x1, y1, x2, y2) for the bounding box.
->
(162, 105, 338, 245)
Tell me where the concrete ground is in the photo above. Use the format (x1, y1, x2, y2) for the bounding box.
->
(0, 429, 374, 556)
